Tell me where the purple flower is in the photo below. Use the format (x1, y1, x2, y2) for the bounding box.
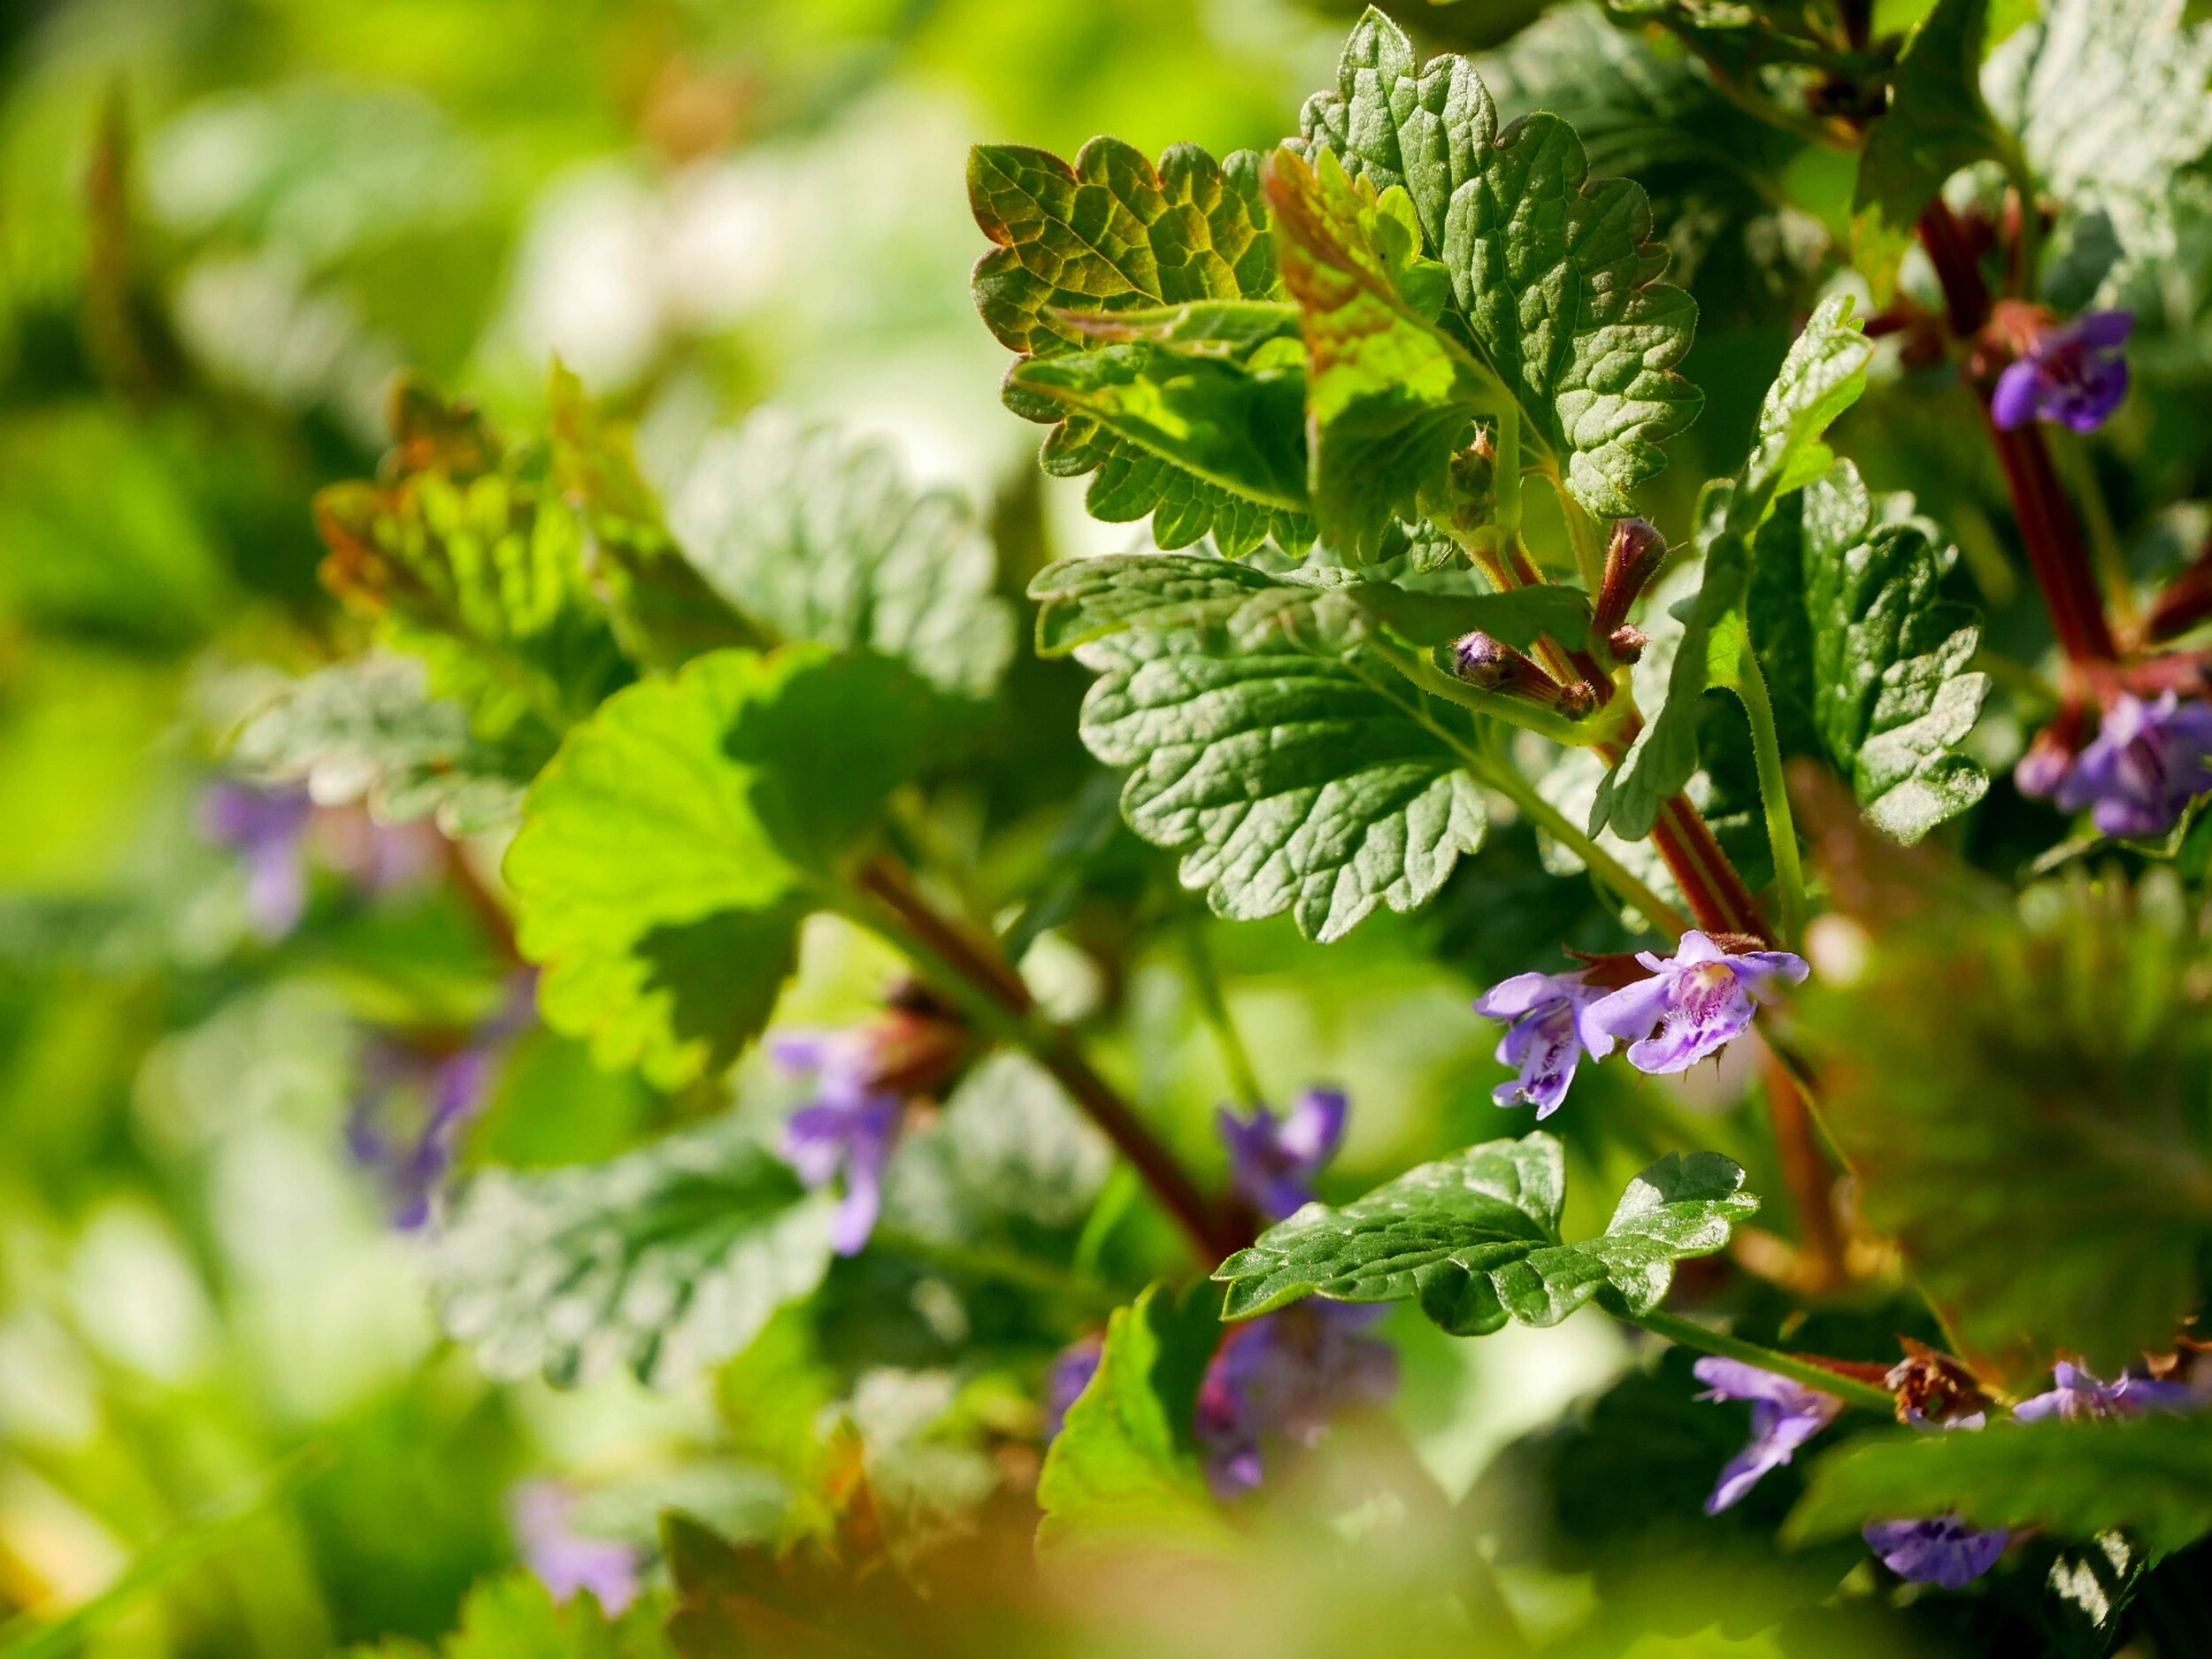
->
(1195, 1302, 1398, 1498)
(1042, 1335, 1104, 1440)
(1691, 1357, 1846, 1513)
(511, 1481, 641, 1613)
(774, 1030, 906, 1256)
(2046, 692, 2212, 839)
(198, 782, 313, 940)
(1218, 1088, 1348, 1220)
(2012, 1361, 2196, 1423)
(1992, 310, 2132, 434)
(1863, 1517, 2008, 1590)
(1583, 932, 1809, 1075)
(1475, 970, 1611, 1118)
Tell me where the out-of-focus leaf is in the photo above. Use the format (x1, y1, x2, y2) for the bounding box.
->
(1214, 1134, 1755, 1333)
(1794, 864, 2212, 1382)
(1034, 1282, 1231, 1554)
(1787, 1417, 2212, 1556)
(348, 1570, 673, 1657)
(670, 418, 1015, 699)
(503, 647, 936, 1087)
(429, 1116, 834, 1390)
(1747, 463, 1989, 843)
(229, 657, 541, 837)
(1593, 296, 1871, 840)
(968, 139, 1315, 557)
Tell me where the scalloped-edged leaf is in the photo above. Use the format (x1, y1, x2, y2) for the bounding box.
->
(969, 139, 1314, 557)
(1214, 1134, 1754, 1334)
(1034, 1283, 1233, 1555)
(504, 647, 938, 1088)
(1592, 296, 1871, 840)
(1073, 623, 1485, 942)
(230, 656, 542, 837)
(1749, 463, 1990, 843)
(429, 1117, 834, 1390)
(1786, 1417, 2212, 1556)
(669, 419, 1015, 700)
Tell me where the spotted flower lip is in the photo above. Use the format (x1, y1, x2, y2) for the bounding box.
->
(1474, 970, 1612, 1118)
(2011, 1360, 2197, 1423)
(1990, 308, 2131, 434)
(1692, 1356, 1846, 1513)
(774, 1030, 907, 1256)
(1218, 1087, 1348, 1221)
(2041, 691, 2212, 840)
(1583, 932, 1809, 1075)
(1863, 1516, 2008, 1590)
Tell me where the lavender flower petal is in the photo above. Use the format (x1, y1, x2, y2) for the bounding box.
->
(2054, 692, 2212, 838)
(511, 1481, 641, 1613)
(1219, 1087, 1350, 1221)
(1991, 309, 2133, 434)
(1586, 932, 1808, 1076)
(1477, 969, 1609, 1118)
(2011, 1361, 2198, 1423)
(1863, 1517, 2008, 1589)
(1692, 1356, 1845, 1512)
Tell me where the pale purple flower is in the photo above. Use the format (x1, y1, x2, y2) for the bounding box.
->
(1218, 1088, 1348, 1220)
(1196, 1302, 1397, 1497)
(2012, 1361, 2196, 1423)
(1475, 970, 1612, 1118)
(198, 781, 313, 940)
(2045, 692, 2212, 839)
(1043, 1335, 1104, 1440)
(1692, 1357, 1846, 1512)
(1863, 1517, 2008, 1590)
(774, 1030, 905, 1256)
(511, 1481, 640, 1613)
(1992, 310, 2131, 434)
(1584, 932, 1809, 1075)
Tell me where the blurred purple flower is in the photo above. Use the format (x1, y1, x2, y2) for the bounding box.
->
(2012, 1360, 2196, 1423)
(1196, 1302, 1398, 1498)
(1863, 1517, 2008, 1590)
(1992, 310, 2132, 434)
(511, 1481, 640, 1613)
(1475, 970, 1610, 1118)
(1692, 1357, 1846, 1513)
(1042, 1334, 1104, 1440)
(1584, 932, 1808, 1074)
(774, 1030, 906, 1256)
(1218, 1088, 1348, 1220)
(198, 781, 313, 940)
(2037, 692, 2212, 839)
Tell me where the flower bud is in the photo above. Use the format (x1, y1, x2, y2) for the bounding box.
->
(1452, 632, 1560, 700)
(1885, 1338, 1993, 1426)
(1592, 518, 1668, 639)
(1606, 624, 1648, 664)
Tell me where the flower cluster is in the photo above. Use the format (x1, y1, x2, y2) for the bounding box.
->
(2016, 691, 2212, 839)
(1479, 933, 1809, 1118)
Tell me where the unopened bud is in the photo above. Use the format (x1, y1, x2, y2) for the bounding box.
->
(1606, 624, 1648, 664)
(1452, 632, 1562, 703)
(1592, 518, 1668, 639)
(1885, 1338, 1992, 1426)
(1556, 684, 1596, 720)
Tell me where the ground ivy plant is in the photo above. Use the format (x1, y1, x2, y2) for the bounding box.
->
(204, 3, 2212, 1651)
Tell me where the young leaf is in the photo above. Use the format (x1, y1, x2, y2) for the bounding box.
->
(1034, 1282, 1234, 1554)
(503, 647, 937, 1087)
(1591, 296, 1872, 840)
(1213, 1133, 1754, 1335)
(1786, 1417, 2212, 1557)
(968, 139, 1315, 556)
(1074, 621, 1486, 943)
(229, 656, 541, 837)
(1263, 148, 1502, 563)
(1297, 8, 1705, 519)
(670, 419, 1015, 700)
(429, 1117, 835, 1390)
(1748, 463, 1991, 843)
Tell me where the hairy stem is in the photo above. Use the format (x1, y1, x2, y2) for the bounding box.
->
(1727, 651, 1809, 948)
(1630, 1309, 1896, 1414)
(849, 856, 1244, 1261)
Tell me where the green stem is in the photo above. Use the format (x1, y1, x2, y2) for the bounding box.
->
(1184, 919, 1265, 1111)
(1546, 472, 1607, 593)
(1994, 133, 2044, 301)
(2051, 430, 2136, 631)
(1724, 650, 1808, 949)
(1631, 1310, 1896, 1414)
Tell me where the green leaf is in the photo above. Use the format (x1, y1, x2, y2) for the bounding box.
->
(1297, 8, 1705, 519)
(1852, 0, 2008, 294)
(503, 647, 935, 1087)
(1786, 1417, 2212, 1557)
(669, 419, 1015, 700)
(1986, 0, 2212, 292)
(1074, 618, 1486, 943)
(1748, 463, 1991, 843)
(1263, 149, 1502, 563)
(1034, 1283, 1233, 1554)
(228, 657, 541, 837)
(429, 1116, 834, 1390)
(1794, 868, 2212, 1382)
(1592, 296, 1871, 840)
(1213, 1134, 1754, 1334)
(969, 138, 1314, 557)
(349, 1571, 674, 1658)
